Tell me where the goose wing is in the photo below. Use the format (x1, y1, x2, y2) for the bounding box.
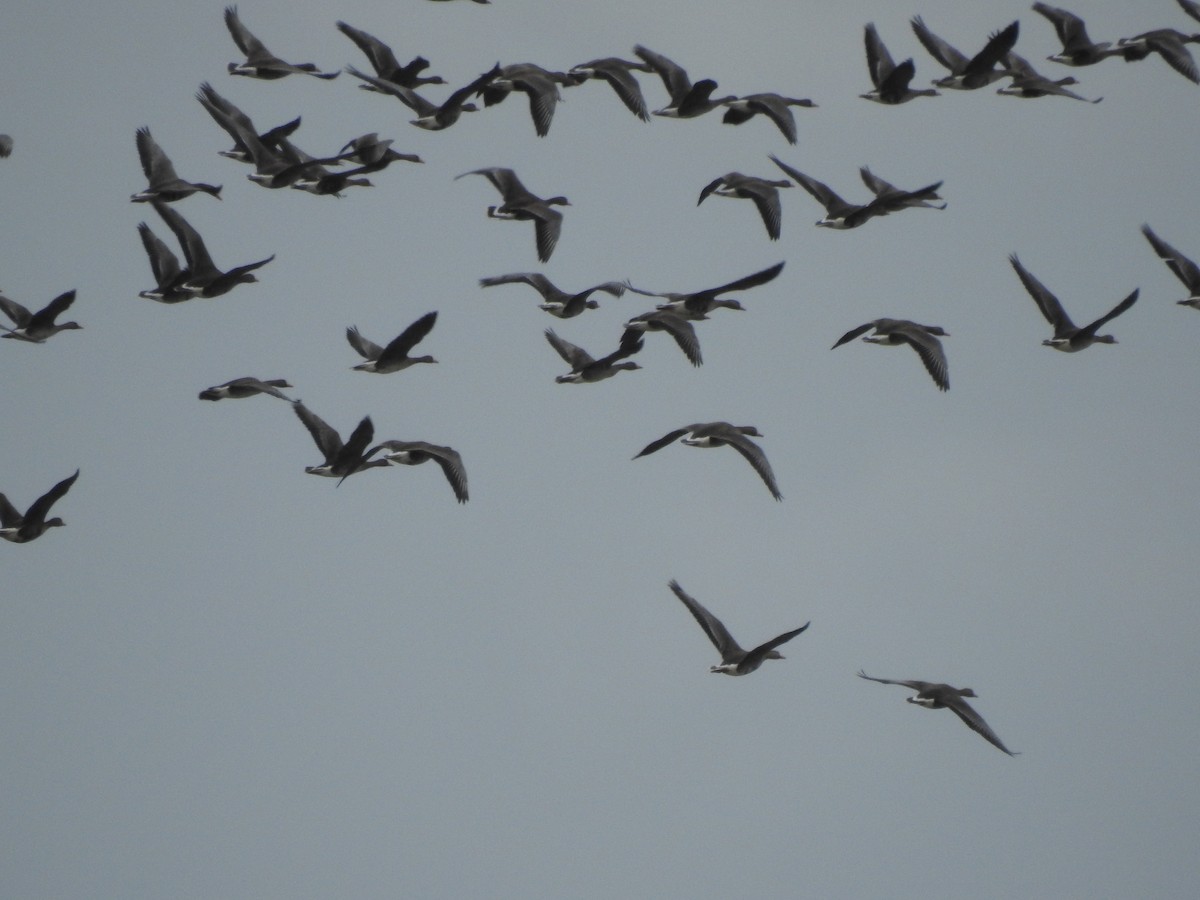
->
(769, 155, 850, 215)
(742, 622, 810, 669)
(544, 328, 594, 368)
(944, 693, 1019, 755)
(1080, 289, 1138, 335)
(135, 127, 179, 185)
(224, 5, 271, 61)
(378, 311, 438, 366)
(910, 16, 970, 73)
(292, 402, 343, 462)
(346, 326, 384, 361)
(1009, 254, 1075, 334)
(1141, 224, 1200, 290)
(668, 580, 744, 662)
(863, 23, 897, 85)
(0, 294, 33, 328)
(892, 324, 950, 391)
(137, 222, 183, 287)
(153, 201, 217, 280)
(722, 431, 783, 500)
(632, 45, 692, 101)
(336, 21, 401, 76)
(25, 469, 79, 526)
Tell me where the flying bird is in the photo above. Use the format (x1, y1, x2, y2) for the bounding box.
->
(346, 311, 438, 374)
(194, 83, 301, 163)
(476, 63, 571, 137)
(1009, 254, 1138, 351)
(622, 310, 703, 367)
(634, 422, 782, 501)
(544, 328, 642, 383)
(633, 45, 736, 117)
(0, 470, 79, 544)
(456, 167, 569, 262)
(336, 21, 445, 89)
(567, 57, 654, 120)
(857, 670, 1019, 756)
(1032, 3, 1123, 67)
(1141, 224, 1200, 309)
(719, 92, 817, 144)
(996, 52, 1103, 101)
(697, 173, 792, 240)
(199, 377, 293, 401)
(130, 127, 221, 202)
(831, 319, 950, 391)
(360, 441, 469, 503)
(345, 64, 500, 131)
(624, 261, 784, 319)
(0, 290, 82, 343)
(771, 155, 942, 229)
(910, 17, 1020, 89)
(1117, 28, 1200, 84)
(291, 403, 377, 481)
(479, 272, 626, 318)
(668, 580, 808, 675)
(151, 200, 273, 298)
(861, 24, 940, 104)
(224, 5, 338, 79)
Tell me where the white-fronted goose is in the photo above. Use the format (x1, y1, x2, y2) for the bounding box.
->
(346, 64, 499, 130)
(0, 470, 79, 543)
(0, 290, 81, 343)
(136, 222, 193, 303)
(456, 167, 568, 262)
(698, 173, 791, 240)
(634, 422, 782, 501)
(771, 155, 943, 229)
(624, 261, 784, 320)
(859, 167, 946, 210)
(224, 5, 338, 79)
(622, 310, 702, 367)
(720, 92, 816, 144)
(633, 45, 736, 117)
(347, 311, 438, 373)
(361, 441, 469, 502)
(336, 21, 445, 89)
(1009, 254, 1138, 351)
(997, 52, 1102, 101)
(195, 83, 300, 164)
(861, 24, 940, 104)
(1033, 3, 1123, 66)
(153, 201, 273, 298)
(544, 328, 642, 383)
(479, 272, 626, 318)
(199, 377, 292, 401)
(832, 319, 950, 391)
(292, 402, 377, 480)
(477, 63, 570, 137)
(857, 670, 1018, 756)
(1117, 28, 1200, 83)
(568, 57, 653, 121)
(131, 127, 221, 203)
(1141, 224, 1200, 309)
(669, 580, 808, 675)
(331, 133, 422, 168)
(911, 18, 1019, 89)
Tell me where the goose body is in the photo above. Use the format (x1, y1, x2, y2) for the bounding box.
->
(199, 377, 293, 401)
(720, 92, 816, 144)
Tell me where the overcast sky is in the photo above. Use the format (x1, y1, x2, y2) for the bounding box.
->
(3, 1, 1199, 897)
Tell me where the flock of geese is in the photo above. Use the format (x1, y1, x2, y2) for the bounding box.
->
(5, 1, 1200, 757)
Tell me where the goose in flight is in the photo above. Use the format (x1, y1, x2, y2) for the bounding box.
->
(456, 167, 569, 262)
(0, 470, 79, 544)
(346, 311, 438, 373)
(910, 17, 1019, 89)
(861, 24, 940, 104)
(479, 272, 626, 318)
(199, 377, 293, 401)
(697, 174, 792, 240)
(1009, 254, 1138, 351)
(130, 127, 221, 202)
(544, 328, 642, 383)
(857, 670, 1019, 756)
(669, 580, 808, 675)
(1141, 224, 1200, 309)
(624, 260, 784, 319)
(831, 319, 950, 392)
(360, 441, 469, 503)
(224, 5, 338, 79)
(0, 290, 82, 342)
(634, 422, 782, 501)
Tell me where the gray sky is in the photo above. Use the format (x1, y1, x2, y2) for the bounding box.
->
(3, 1, 1199, 897)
